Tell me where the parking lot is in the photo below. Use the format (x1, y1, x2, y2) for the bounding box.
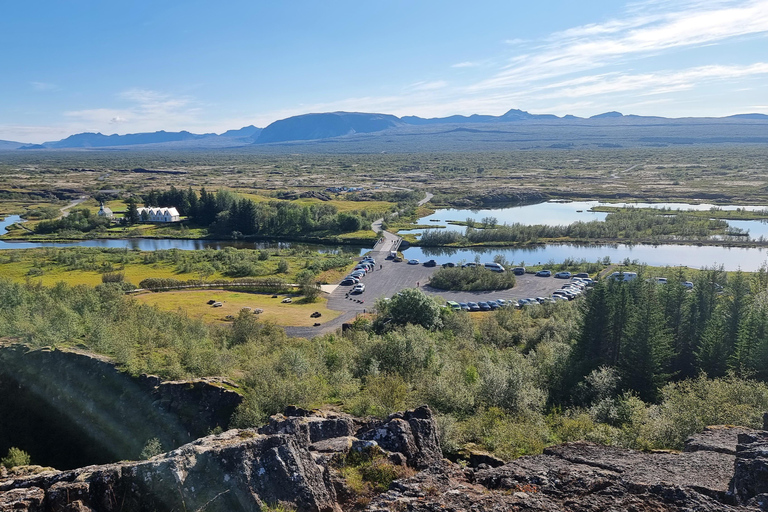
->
(326, 258, 577, 314)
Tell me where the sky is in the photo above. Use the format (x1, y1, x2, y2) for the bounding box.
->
(1, 0, 767, 143)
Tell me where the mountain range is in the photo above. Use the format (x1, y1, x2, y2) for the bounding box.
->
(4, 109, 768, 152)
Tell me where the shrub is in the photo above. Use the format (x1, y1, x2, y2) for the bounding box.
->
(1, 447, 31, 468)
(140, 438, 163, 460)
(429, 266, 515, 291)
(101, 271, 125, 283)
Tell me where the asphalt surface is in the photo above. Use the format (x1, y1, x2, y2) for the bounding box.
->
(328, 259, 576, 314)
(285, 190, 573, 337)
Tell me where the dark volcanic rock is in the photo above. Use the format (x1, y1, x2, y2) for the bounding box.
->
(360, 406, 442, 469)
(0, 343, 242, 468)
(369, 425, 763, 512)
(0, 406, 440, 512)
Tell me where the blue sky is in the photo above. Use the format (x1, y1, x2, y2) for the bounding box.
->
(2, 0, 767, 142)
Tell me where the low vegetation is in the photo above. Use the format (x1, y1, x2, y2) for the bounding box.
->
(0, 246, 355, 288)
(429, 266, 516, 291)
(3, 261, 768, 461)
(1, 447, 31, 469)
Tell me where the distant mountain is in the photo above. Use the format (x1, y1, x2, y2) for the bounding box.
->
(0, 139, 26, 150)
(727, 113, 768, 120)
(18, 126, 263, 150)
(8, 109, 768, 152)
(39, 130, 211, 149)
(220, 125, 262, 139)
(590, 111, 624, 119)
(402, 108, 561, 125)
(254, 112, 402, 144)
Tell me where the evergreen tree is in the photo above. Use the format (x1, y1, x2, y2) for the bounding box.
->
(619, 283, 674, 401)
(125, 198, 139, 225)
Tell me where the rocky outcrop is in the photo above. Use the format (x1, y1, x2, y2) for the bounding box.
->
(0, 343, 242, 469)
(369, 425, 768, 512)
(732, 431, 768, 509)
(0, 406, 441, 512)
(5, 403, 768, 512)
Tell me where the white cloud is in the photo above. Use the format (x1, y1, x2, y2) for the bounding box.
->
(451, 61, 478, 68)
(406, 81, 448, 92)
(471, 0, 768, 92)
(30, 81, 57, 91)
(63, 89, 203, 135)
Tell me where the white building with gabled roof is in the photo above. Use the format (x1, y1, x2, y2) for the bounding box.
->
(97, 202, 114, 219)
(137, 206, 180, 223)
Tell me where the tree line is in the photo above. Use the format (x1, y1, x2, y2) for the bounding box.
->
(569, 267, 768, 402)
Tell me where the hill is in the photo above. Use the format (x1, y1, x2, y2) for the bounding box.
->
(254, 111, 403, 144)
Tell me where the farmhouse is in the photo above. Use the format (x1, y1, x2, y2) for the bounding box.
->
(136, 206, 180, 223)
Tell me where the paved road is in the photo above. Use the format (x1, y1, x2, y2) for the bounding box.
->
(59, 196, 88, 218)
(369, 191, 433, 257)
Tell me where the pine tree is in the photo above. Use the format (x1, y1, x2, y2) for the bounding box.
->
(125, 198, 139, 225)
(619, 283, 674, 401)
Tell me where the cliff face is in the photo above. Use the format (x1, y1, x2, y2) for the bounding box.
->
(0, 343, 242, 469)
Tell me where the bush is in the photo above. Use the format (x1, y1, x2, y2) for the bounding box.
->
(101, 271, 125, 283)
(1, 447, 31, 468)
(140, 438, 163, 460)
(429, 266, 515, 291)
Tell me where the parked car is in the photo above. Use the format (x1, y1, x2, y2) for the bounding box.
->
(407, 259, 420, 265)
(574, 272, 590, 279)
(478, 301, 491, 311)
(442, 262, 456, 268)
(495, 299, 508, 307)
(484, 262, 505, 272)
(281, 297, 293, 303)
(554, 271, 572, 279)
(535, 270, 552, 277)
(423, 259, 437, 267)
(446, 301, 461, 311)
(552, 294, 569, 301)
(459, 302, 470, 311)
(683, 281, 694, 289)
(393, 256, 403, 262)
(340, 278, 358, 286)
(513, 267, 526, 275)
(462, 262, 479, 268)
(467, 302, 480, 311)
(487, 300, 500, 309)
(351, 283, 365, 293)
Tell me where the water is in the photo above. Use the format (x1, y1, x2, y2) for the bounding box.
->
(3, 214, 767, 271)
(400, 244, 768, 272)
(0, 215, 361, 254)
(400, 200, 768, 241)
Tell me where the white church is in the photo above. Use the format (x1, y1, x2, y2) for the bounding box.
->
(136, 206, 180, 223)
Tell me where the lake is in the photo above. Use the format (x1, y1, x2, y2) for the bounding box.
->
(2, 213, 767, 271)
(401, 200, 768, 240)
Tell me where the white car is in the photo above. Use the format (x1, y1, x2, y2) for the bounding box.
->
(352, 283, 365, 293)
(407, 259, 420, 265)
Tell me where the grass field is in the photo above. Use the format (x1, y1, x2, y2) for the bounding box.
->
(134, 289, 341, 326)
(0, 247, 355, 287)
